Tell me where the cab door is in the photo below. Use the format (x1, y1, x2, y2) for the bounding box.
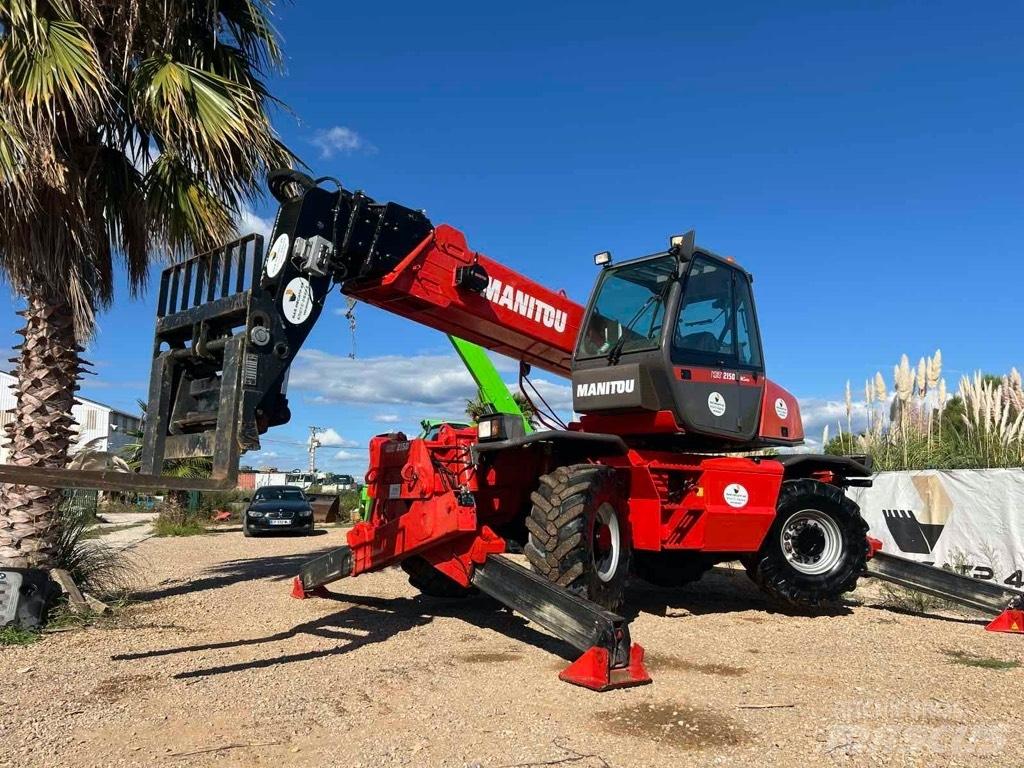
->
(669, 256, 764, 440)
(732, 272, 765, 439)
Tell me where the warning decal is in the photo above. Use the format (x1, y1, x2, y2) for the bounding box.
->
(723, 483, 749, 508)
(282, 277, 314, 325)
(708, 391, 727, 417)
(775, 397, 789, 420)
(266, 233, 290, 278)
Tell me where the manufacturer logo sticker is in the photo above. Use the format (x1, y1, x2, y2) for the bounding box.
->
(576, 379, 636, 397)
(723, 483, 749, 508)
(282, 277, 314, 325)
(265, 233, 290, 278)
(774, 397, 789, 420)
(708, 391, 727, 417)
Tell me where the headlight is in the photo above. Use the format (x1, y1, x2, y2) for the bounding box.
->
(300, 509, 312, 517)
(248, 510, 264, 518)
(477, 419, 494, 439)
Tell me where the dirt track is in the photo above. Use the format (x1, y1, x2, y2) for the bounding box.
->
(2, 526, 1021, 768)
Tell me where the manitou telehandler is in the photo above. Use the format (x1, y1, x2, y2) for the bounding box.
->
(7, 170, 1020, 688)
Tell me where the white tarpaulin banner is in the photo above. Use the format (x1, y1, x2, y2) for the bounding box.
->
(848, 469, 1024, 589)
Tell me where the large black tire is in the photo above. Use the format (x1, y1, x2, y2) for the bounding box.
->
(524, 464, 631, 611)
(401, 556, 473, 599)
(747, 479, 868, 607)
(633, 551, 715, 588)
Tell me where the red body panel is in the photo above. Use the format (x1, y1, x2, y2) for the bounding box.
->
(758, 379, 804, 444)
(359, 426, 787, 581)
(347, 225, 584, 377)
(600, 451, 784, 553)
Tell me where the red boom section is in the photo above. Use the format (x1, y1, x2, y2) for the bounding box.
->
(345, 224, 584, 377)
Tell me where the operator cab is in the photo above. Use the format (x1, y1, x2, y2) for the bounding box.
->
(571, 233, 801, 449)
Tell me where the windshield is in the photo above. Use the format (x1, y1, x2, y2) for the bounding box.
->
(254, 488, 305, 502)
(578, 255, 676, 358)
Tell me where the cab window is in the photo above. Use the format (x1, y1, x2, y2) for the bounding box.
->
(671, 257, 763, 370)
(672, 257, 735, 365)
(577, 256, 675, 358)
(734, 276, 763, 368)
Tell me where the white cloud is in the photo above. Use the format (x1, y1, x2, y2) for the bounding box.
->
(312, 428, 358, 448)
(311, 126, 370, 159)
(797, 397, 871, 449)
(520, 377, 573, 414)
(236, 205, 273, 240)
(292, 350, 477, 408)
(333, 449, 363, 461)
(289, 349, 573, 421)
(374, 413, 401, 423)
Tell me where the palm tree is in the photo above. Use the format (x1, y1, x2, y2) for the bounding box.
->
(0, 1, 293, 568)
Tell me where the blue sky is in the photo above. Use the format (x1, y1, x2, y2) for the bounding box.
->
(2, 0, 1023, 473)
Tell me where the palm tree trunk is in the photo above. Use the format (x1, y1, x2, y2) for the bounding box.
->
(0, 293, 81, 568)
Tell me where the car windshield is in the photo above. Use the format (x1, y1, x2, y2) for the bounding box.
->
(254, 488, 305, 501)
(578, 255, 676, 358)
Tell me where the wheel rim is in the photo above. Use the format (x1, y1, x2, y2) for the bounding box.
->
(593, 502, 621, 583)
(780, 509, 844, 576)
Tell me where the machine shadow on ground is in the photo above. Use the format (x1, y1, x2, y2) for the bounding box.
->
(130, 545, 341, 602)
(624, 566, 854, 621)
(118, 545, 579, 678)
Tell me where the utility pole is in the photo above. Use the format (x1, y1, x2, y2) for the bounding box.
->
(308, 426, 326, 475)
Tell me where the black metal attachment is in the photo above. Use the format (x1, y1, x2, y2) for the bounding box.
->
(471, 554, 633, 668)
(296, 546, 355, 594)
(455, 263, 490, 293)
(0, 568, 59, 630)
(866, 550, 1024, 615)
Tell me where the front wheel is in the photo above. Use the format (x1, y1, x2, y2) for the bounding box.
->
(524, 464, 631, 611)
(747, 479, 868, 607)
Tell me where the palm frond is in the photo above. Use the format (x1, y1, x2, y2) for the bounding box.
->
(145, 151, 235, 255)
(0, 10, 108, 132)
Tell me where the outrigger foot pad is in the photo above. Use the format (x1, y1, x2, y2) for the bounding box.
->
(559, 644, 651, 691)
(290, 577, 331, 600)
(986, 608, 1024, 634)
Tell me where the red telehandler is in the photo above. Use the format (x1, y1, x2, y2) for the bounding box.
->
(1, 170, 955, 689)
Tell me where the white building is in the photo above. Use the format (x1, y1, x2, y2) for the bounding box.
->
(0, 371, 142, 463)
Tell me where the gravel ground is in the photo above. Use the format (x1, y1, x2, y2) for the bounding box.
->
(92, 512, 158, 550)
(2, 527, 1020, 768)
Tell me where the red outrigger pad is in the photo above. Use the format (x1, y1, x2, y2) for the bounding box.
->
(290, 577, 330, 600)
(559, 644, 652, 692)
(986, 608, 1024, 634)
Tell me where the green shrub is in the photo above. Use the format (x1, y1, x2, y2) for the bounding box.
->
(0, 625, 39, 646)
(198, 489, 249, 516)
(53, 499, 137, 598)
(153, 499, 207, 537)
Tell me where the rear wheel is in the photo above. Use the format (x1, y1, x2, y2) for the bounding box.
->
(633, 551, 715, 588)
(747, 479, 868, 607)
(525, 464, 631, 611)
(401, 556, 473, 598)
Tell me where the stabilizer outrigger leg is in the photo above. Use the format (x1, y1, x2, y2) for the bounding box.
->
(866, 544, 1024, 634)
(292, 543, 650, 692)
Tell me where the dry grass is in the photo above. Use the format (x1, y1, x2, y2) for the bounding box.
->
(828, 350, 1024, 470)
